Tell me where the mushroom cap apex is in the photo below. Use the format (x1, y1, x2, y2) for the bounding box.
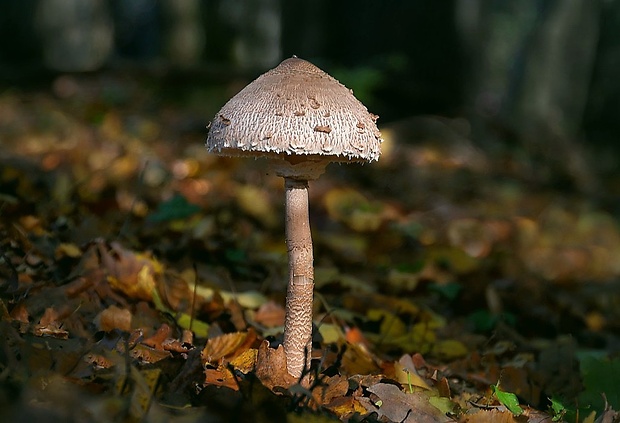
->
(206, 56, 382, 164)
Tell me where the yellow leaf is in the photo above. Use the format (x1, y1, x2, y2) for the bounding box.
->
(432, 339, 469, 360)
(394, 360, 431, 390)
(176, 313, 209, 338)
(229, 348, 258, 374)
(55, 242, 81, 259)
(202, 332, 248, 364)
(392, 326, 436, 354)
(367, 309, 407, 338)
(194, 285, 267, 309)
(425, 246, 480, 274)
(318, 323, 344, 344)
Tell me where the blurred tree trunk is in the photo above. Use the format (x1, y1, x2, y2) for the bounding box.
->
(583, 1, 620, 180)
(162, 0, 205, 67)
(458, 0, 601, 191)
(219, 0, 281, 70)
(109, 0, 161, 60)
(35, 0, 113, 72)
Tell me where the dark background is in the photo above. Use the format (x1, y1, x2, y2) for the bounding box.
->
(1, 0, 619, 199)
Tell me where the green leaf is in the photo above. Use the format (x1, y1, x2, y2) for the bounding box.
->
(549, 397, 567, 421)
(428, 396, 455, 415)
(429, 282, 462, 300)
(578, 355, 620, 413)
(147, 194, 201, 223)
(492, 383, 524, 416)
(468, 310, 516, 333)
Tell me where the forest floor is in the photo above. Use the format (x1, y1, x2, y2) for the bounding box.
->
(1, 73, 620, 423)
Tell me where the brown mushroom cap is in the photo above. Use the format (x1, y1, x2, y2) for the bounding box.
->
(206, 57, 382, 164)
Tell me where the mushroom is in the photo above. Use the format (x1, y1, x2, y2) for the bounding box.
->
(206, 57, 382, 379)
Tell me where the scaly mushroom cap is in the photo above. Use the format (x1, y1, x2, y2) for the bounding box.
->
(206, 57, 382, 164)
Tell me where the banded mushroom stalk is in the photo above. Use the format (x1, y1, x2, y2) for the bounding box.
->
(206, 57, 382, 379)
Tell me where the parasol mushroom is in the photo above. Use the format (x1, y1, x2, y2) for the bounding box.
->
(206, 56, 382, 379)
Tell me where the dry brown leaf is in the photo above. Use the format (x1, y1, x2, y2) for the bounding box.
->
(142, 323, 173, 350)
(85, 353, 115, 369)
(181, 329, 193, 345)
(459, 408, 524, 422)
(253, 300, 286, 328)
(312, 375, 349, 406)
(129, 343, 171, 363)
(98, 305, 132, 332)
(161, 338, 191, 354)
(38, 307, 60, 326)
(324, 396, 368, 420)
(9, 302, 29, 324)
(255, 341, 297, 390)
(226, 299, 247, 331)
(157, 270, 194, 311)
(204, 367, 240, 391)
(99, 242, 161, 301)
(201, 330, 257, 366)
(33, 307, 69, 339)
(360, 382, 447, 423)
(342, 342, 380, 375)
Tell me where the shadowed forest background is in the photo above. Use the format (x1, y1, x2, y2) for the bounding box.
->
(2, 0, 620, 192)
(1, 1, 620, 422)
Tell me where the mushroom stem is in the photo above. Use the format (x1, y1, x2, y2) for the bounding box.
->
(283, 177, 314, 379)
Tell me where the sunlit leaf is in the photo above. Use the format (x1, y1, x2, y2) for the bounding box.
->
(394, 356, 430, 390)
(549, 397, 567, 421)
(492, 383, 524, 416)
(202, 331, 250, 364)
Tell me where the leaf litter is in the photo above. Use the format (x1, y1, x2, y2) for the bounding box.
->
(0, 75, 620, 422)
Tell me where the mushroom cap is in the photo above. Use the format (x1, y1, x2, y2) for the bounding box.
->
(206, 57, 382, 164)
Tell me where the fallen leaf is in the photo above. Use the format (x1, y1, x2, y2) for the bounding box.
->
(201, 331, 255, 365)
(129, 343, 171, 363)
(253, 300, 286, 328)
(255, 341, 297, 390)
(55, 242, 82, 259)
(229, 348, 258, 374)
(142, 323, 174, 350)
(394, 354, 431, 390)
(492, 383, 524, 416)
(33, 307, 69, 339)
(97, 305, 132, 332)
(459, 408, 522, 422)
(361, 382, 447, 423)
(312, 375, 349, 406)
(432, 339, 469, 360)
(99, 242, 161, 301)
(204, 367, 239, 391)
(341, 342, 380, 375)
(323, 396, 368, 420)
